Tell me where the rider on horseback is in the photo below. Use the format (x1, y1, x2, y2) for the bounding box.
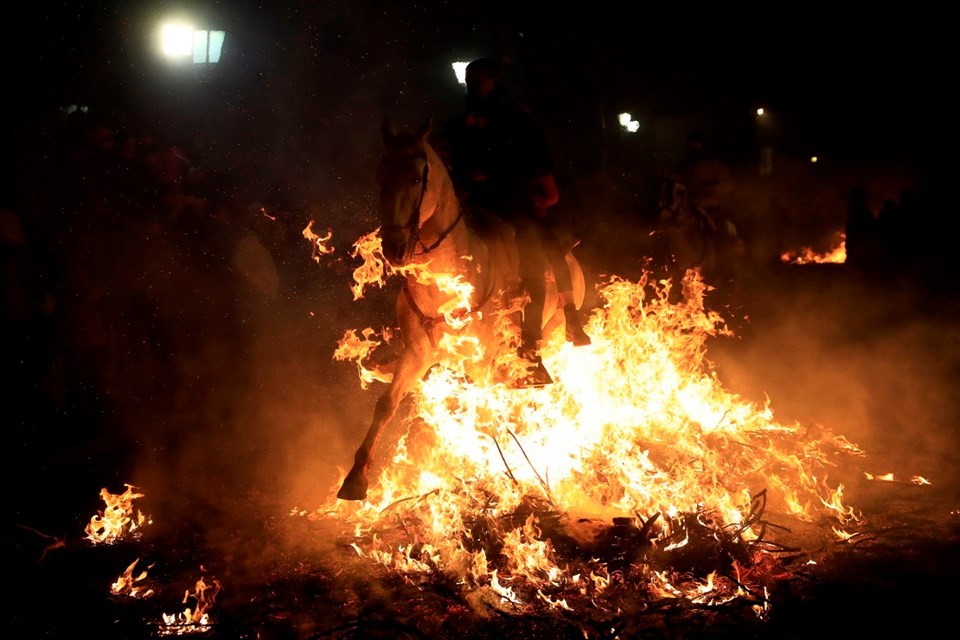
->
(434, 57, 591, 387)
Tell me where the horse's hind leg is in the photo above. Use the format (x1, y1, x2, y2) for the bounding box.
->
(337, 345, 431, 501)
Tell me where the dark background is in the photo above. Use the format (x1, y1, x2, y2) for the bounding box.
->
(4, 2, 958, 638)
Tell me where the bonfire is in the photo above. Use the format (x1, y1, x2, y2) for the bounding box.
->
(305, 228, 869, 617)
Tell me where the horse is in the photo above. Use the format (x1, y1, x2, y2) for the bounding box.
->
(654, 174, 745, 302)
(336, 116, 587, 501)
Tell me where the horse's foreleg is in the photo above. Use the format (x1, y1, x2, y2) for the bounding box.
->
(337, 345, 432, 501)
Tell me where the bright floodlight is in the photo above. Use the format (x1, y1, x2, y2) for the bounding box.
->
(756, 107, 765, 116)
(810, 156, 818, 163)
(618, 112, 639, 133)
(161, 23, 194, 58)
(452, 61, 469, 84)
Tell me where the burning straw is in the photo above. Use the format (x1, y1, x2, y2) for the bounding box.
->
(309, 258, 869, 615)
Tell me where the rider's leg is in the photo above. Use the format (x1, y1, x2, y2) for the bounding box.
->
(536, 220, 591, 346)
(513, 216, 553, 386)
(514, 216, 546, 357)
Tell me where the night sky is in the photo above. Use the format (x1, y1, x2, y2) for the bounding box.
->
(13, 2, 950, 173)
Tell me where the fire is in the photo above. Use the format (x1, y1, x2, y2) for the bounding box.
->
(302, 220, 335, 263)
(159, 574, 221, 636)
(334, 327, 396, 388)
(865, 471, 931, 486)
(348, 228, 476, 329)
(309, 233, 871, 612)
(85, 484, 151, 545)
(780, 232, 847, 264)
(111, 558, 155, 599)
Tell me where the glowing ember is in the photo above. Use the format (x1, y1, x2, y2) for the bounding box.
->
(302, 220, 335, 263)
(159, 575, 221, 636)
(111, 558, 155, 599)
(85, 484, 151, 545)
(780, 232, 847, 264)
(307, 246, 870, 613)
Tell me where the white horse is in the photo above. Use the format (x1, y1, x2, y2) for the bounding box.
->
(337, 117, 586, 500)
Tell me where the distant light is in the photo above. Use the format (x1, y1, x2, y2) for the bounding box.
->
(618, 112, 639, 133)
(208, 31, 224, 63)
(160, 23, 194, 58)
(193, 30, 225, 63)
(810, 156, 818, 163)
(756, 107, 765, 116)
(452, 61, 469, 84)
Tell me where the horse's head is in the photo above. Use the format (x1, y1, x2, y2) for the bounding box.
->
(376, 116, 445, 266)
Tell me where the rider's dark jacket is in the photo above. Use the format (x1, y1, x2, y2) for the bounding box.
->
(434, 87, 557, 221)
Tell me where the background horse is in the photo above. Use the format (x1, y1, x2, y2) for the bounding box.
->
(655, 171, 744, 298)
(337, 116, 586, 501)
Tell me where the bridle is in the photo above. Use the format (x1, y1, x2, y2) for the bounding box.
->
(380, 153, 463, 261)
(380, 149, 479, 346)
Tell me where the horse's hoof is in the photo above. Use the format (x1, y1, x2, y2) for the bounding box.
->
(337, 470, 369, 501)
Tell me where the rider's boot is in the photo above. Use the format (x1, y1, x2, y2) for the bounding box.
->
(514, 277, 553, 387)
(563, 303, 592, 347)
(516, 333, 553, 387)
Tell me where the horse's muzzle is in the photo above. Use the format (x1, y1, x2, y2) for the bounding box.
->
(381, 228, 412, 266)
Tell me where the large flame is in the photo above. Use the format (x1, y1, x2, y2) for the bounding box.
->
(309, 230, 869, 611)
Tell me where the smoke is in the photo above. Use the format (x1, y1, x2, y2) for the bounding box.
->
(708, 266, 960, 500)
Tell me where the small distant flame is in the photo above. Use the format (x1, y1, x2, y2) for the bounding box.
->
(865, 471, 932, 486)
(781, 232, 846, 264)
(159, 575, 221, 636)
(302, 220, 335, 263)
(85, 484, 151, 545)
(111, 558, 155, 599)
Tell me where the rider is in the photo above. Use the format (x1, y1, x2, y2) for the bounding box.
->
(658, 130, 743, 297)
(434, 57, 590, 386)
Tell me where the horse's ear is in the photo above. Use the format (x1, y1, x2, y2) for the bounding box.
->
(414, 116, 433, 143)
(382, 116, 398, 141)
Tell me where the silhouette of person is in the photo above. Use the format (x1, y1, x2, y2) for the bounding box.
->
(434, 57, 590, 386)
